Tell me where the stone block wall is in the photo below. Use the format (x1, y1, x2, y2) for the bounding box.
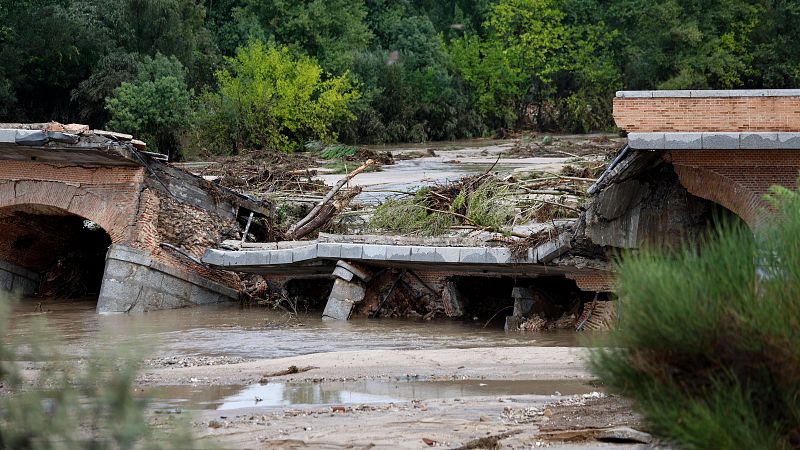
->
(97, 244, 238, 313)
(0, 259, 38, 296)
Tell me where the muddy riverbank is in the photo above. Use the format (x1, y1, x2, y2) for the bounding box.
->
(7, 298, 650, 449)
(140, 347, 647, 449)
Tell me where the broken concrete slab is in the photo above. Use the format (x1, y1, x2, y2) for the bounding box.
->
(435, 246, 461, 263)
(459, 247, 487, 263)
(534, 234, 572, 263)
(362, 244, 387, 260)
(332, 266, 355, 282)
(386, 245, 413, 262)
(291, 244, 318, 262)
(318, 243, 342, 258)
(340, 243, 363, 259)
(322, 277, 366, 320)
(336, 260, 372, 282)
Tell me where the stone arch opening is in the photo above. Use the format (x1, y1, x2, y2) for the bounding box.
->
(670, 164, 766, 230)
(0, 204, 112, 299)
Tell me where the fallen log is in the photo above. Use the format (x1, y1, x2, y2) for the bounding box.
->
(286, 159, 375, 239)
(289, 188, 361, 240)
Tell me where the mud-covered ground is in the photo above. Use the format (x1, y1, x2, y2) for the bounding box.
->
(140, 347, 654, 449)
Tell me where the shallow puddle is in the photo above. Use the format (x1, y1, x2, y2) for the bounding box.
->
(148, 379, 600, 410)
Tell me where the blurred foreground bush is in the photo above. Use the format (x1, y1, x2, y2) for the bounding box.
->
(0, 301, 199, 449)
(591, 185, 800, 449)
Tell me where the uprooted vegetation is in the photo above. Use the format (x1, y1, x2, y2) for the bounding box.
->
(370, 166, 596, 237)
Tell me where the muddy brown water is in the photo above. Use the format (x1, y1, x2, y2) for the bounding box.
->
(8, 299, 586, 361)
(8, 299, 601, 410)
(148, 379, 601, 410)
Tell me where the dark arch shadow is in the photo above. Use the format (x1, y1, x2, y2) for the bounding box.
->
(0, 204, 112, 299)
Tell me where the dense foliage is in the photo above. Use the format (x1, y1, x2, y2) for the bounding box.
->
(193, 41, 358, 153)
(591, 185, 800, 449)
(1, 0, 799, 156)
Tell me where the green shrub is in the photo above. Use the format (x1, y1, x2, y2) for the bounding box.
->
(0, 300, 200, 449)
(370, 188, 457, 236)
(319, 145, 357, 160)
(105, 54, 192, 159)
(193, 41, 359, 153)
(590, 185, 800, 449)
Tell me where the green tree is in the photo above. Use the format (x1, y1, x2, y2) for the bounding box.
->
(748, 0, 800, 88)
(451, 0, 619, 131)
(591, 185, 800, 449)
(339, 4, 484, 144)
(195, 41, 359, 153)
(235, 0, 372, 74)
(72, 52, 141, 126)
(606, 0, 760, 90)
(106, 54, 192, 158)
(0, 0, 114, 121)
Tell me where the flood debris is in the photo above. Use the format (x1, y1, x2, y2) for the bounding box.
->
(369, 167, 592, 237)
(452, 430, 523, 450)
(259, 365, 318, 383)
(286, 159, 375, 240)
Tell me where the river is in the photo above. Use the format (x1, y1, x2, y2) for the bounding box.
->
(8, 298, 583, 362)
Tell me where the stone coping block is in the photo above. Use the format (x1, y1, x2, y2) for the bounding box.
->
(617, 89, 800, 98)
(0, 259, 40, 282)
(628, 132, 800, 150)
(203, 235, 577, 268)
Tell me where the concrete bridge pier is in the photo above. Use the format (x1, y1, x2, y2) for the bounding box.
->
(322, 260, 372, 320)
(505, 286, 536, 332)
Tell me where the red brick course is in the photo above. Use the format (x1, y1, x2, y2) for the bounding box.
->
(0, 162, 145, 243)
(665, 150, 800, 227)
(567, 273, 615, 293)
(614, 96, 800, 132)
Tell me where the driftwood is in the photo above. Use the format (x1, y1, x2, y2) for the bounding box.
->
(289, 188, 361, 240)
(286, 159, 375, 239)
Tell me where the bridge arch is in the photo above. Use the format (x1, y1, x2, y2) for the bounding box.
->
(670, 164, 766, 230)
(0, 178, 141, 244)
(0, 202, 114, 298)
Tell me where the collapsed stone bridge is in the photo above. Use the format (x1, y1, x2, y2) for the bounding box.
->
(202, 89, 800, 328)
(0, 123, 266, 313)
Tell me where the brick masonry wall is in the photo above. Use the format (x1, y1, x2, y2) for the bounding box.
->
(129, 191, 243, 292)
(614, 97, 800, 132)
(0, 161, 243, 295)
(665, 150, 800, 227)
(0, 162, 144, 243)
(567, 273, 615, 293)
